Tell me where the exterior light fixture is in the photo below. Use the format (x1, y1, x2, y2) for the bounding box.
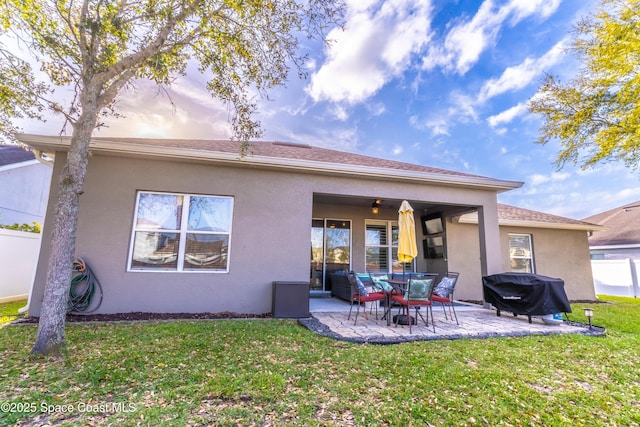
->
(583, 307, 594, 329)
(371, 199, 380, 214)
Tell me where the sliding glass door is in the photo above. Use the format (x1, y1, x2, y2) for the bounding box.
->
(310, 219, 351, 292)
(310, 220, 325, 291)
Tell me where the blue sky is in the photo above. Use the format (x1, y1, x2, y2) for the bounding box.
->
(16, 0, 640, 219)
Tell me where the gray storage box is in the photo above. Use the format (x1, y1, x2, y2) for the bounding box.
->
(272, 281, 310, 318)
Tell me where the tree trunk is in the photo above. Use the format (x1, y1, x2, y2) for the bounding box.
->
(32, 97, 99, 356)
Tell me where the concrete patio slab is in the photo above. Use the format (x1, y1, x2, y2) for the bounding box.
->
(300, 298, 604, 344)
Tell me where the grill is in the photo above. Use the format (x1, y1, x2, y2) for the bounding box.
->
(482, 272, 571, 323)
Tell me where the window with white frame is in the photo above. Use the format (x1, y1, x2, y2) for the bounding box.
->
(509, 233, 534, 273)
(365, 220, 412, 273)
(128, 191, 233, 272)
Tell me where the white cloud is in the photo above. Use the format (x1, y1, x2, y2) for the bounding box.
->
(448, 92, 478, 123)
(410, 114, 450, 137)
(506, 0, 562, 23)
(408, 91, 479, 137)
(403, 32, 565, 141)
(505, 179, 640, 219)
(440, 1, 507, 75)
(427, 146, 471, 171)
(527, 174, 548, 187)
(97, 79, 233, 139)
(425, 119, 450, 137)
(392, 145, 404, 155)
(422, 0, 561, 75)
(413, 2, 567, 137)
(478, 39, 567, 103)
(487, 102, 527, 127)
(328, 104, 350, 121)
(307, 0, 434, 105)
(263, 117, 360, 152)
(480, 58, 540, 102)
(365, 101, 386, 116)
(527, 171, 569, 186)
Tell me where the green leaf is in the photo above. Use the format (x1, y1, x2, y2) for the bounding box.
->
(529, 0, 640, 171)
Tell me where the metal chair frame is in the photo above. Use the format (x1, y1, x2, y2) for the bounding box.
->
(392, 275, 438, 333)
(432, 272, 460, 325)
(347, 272, 385, 325)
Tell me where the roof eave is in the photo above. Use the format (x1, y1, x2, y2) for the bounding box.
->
(498, 219, 606, 231)
(17, 133, 523, 192)
(0, 158, 40, 172)
(457, 215, 606, 232)
(590, 244, 640, 250)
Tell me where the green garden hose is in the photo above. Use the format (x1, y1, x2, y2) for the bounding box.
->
(68, 257, 103, 314)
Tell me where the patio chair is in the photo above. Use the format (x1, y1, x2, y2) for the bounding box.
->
(391, 277, 436, 333)
(431, 272, 460, 325)
(369, 272, 398, 324)
(347, 272, 385, 325)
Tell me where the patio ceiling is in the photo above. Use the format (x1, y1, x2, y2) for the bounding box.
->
(313, 194, 478, 218)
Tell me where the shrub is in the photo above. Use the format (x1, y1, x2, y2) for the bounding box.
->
(0, 221, 41, 233)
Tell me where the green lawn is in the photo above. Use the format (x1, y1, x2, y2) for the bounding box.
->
(1, 296, 639, 426)
(0, 299, 27, 325)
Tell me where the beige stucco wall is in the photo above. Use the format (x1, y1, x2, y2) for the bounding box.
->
(499, 226, 596, 301)
(445, 221, 597, 301)
(30, 150, 597, 315)
(31, 153, 314, 315)
(444, 220, 483, 301)
(30, 150, 507, 315)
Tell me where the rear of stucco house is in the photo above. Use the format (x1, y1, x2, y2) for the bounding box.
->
(19, 134, 600, 316)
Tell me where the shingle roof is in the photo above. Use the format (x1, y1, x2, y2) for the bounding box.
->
(498, 204, 600, 228)
(583, 201, 640, 246)
(460, 204, 603, 230)
(89, 137, 490, 179)
(17, 134, 524, 191)
(0, 144, 35, 167)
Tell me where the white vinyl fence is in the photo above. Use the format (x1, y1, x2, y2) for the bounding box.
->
(0, 228, 41, 303)
(591, 259, 640, 298)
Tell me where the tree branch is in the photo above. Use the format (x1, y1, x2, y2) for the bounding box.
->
(92, 0, 204, 87)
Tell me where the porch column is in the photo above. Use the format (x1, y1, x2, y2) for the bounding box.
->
(477, 203, 502, 277)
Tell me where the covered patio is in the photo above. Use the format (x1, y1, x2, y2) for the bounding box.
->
(303, 297, 603, 344)
(311, 194, 502, 303)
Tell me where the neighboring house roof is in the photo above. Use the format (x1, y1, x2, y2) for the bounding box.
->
(17, 134, 524, 192)
(583, 201, 640, 246)
(459, 203, 604, 232)
(0, 145, 35, 167)
(0, 144, 52, 226)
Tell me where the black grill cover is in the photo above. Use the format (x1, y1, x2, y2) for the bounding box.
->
(482, 272, 571, 315)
